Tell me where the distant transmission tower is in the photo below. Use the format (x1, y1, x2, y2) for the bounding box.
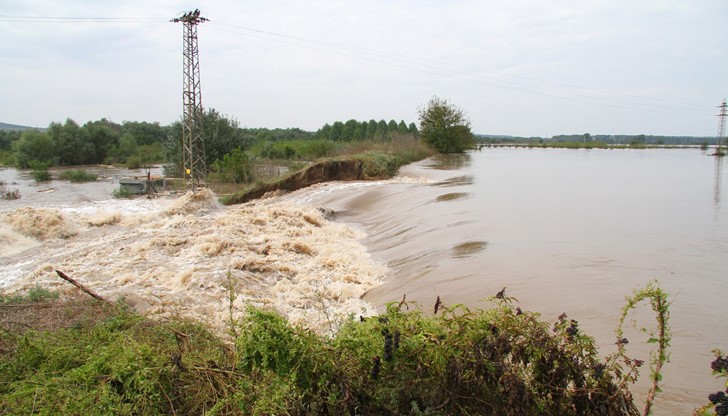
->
(716, 99, 727, 156)
(172, 9, 208, 190)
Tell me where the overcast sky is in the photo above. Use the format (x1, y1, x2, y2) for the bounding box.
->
(1, 0, 727, 137)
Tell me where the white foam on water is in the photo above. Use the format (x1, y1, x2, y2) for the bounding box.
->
(0, 224, 41, 257)
(2, 190, 386, 334)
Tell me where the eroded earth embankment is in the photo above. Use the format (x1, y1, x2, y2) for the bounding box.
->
(224, 158, 370, 205)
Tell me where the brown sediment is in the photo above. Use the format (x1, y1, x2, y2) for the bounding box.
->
(223, 158, 366, 205)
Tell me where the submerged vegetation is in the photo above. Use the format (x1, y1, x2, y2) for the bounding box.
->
(29, 160, 51, 182)
(0, 284, 679, 415)
(0, 180, 20, 200)
(59, 169, 98, 182)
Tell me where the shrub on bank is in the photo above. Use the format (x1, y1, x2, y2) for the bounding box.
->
(59, 169, 98, 182)
(28, 160, 51, 182)
(0, 295, 644, 415)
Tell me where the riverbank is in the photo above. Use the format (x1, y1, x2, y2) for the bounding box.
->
(222, 148, 435, 205)
(0, 287, 642, 415)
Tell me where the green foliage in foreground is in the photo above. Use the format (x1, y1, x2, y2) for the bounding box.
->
(0, 298, 643, 415)
(0, 286, 58, 305)
(59, 169, 98, 182)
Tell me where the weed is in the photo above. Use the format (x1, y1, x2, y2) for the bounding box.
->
(0, 286, 59, 305)
(0, 284, 682, 415)
(112, 186, 133, 199)
(28, 160, 51, 182)
(0, 181, 20, 200)
(59, 169, 97, 182)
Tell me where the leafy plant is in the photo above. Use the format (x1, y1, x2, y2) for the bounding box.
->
(607, 280, 671, 416)
(0, 286, 59, 305)
(112, 186, 133, 199)
(0, 180, 20, 200)
(59, 169, 98, 182)
(695, 350, 728, 416)
(28, 160, 51, 182)
(209, 147, 255, 184)
(418, 95, 475, 153)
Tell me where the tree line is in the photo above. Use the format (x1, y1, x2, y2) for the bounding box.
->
(0, 111, 431, 172)
(314, 119, 418, 142)
(2, 119, 168, 169)
(1, 96, 476, 178)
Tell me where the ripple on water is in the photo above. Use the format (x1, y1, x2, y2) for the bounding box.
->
(451, 241, 488, 258)
(435, 192, 470, 202)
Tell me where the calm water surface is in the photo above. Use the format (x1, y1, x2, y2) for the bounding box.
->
(310, 147, 727, 414)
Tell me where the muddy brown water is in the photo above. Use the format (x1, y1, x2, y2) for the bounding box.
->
(298, 148, 727, 414)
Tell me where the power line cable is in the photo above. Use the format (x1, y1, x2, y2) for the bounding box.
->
(0, 13, 712, 118)
(207, 21, 709, 117)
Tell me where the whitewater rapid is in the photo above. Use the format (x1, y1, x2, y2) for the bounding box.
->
(0, 188, 389, 335)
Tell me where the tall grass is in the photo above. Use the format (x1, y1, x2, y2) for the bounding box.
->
(59, 169, 98, 182)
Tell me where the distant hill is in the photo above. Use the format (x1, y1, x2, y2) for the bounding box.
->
(0, 122, 40, 131)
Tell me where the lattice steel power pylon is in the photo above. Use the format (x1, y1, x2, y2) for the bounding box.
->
(716, 99, 727, 156)
(172, 9, 208, 190)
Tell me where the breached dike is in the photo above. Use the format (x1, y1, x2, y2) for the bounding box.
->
(1, 189, 386, 335)
(224, 158, 367, 205)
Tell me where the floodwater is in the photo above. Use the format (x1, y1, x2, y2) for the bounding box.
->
(298, 148, 727, 414)
(0, 165, 392, 335)
(1, 151, 726, 412)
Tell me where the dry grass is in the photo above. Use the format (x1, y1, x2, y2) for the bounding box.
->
(0, 294, 116, 336)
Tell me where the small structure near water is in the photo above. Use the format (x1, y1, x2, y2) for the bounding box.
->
(118, 178, 166, 195)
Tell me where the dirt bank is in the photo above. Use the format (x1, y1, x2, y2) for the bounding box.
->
(223, 158, 368, 205)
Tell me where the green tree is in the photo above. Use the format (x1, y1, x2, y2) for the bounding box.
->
(84, 119, 121, 163)
(12, 130, 56, 168)
(331, 121, 344, 141)
(408, 122, 419, 135)
(121, 121, 167, 146)
(0, 130, 21, 150)
(210, 147, 254, 183)
(418, 96, 474, 153)
(387, 120, 398, 136)
(165, 109, 251, 175)
(397, 120, 409, 135)
(48, 119, 95, 165)
(366, 119, 378, 139)
(342, 119, 358, 141)
(377, 120, 388, 138)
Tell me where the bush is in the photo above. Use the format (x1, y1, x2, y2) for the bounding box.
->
(357, 151, 405, 178)
(112, 186, 133, 199)
(418, 96, 475, 153)
(125, 155, 142, 169)
(0, 294, 648, 415)
(0, 286, 58, 305)
(0, 181, 20, 200)
(209, 148, 255, 184)
(28, 160, 51, 182)
(59, 169, 97, 182)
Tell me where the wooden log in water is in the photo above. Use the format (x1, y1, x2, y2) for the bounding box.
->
(55, 270, 108, 302)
